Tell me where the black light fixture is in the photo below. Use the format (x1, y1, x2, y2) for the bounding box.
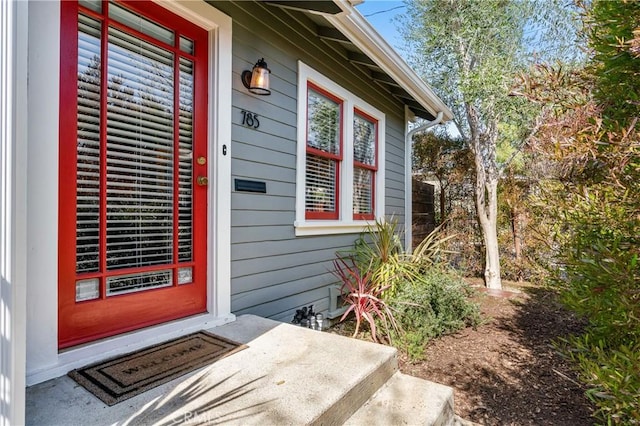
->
(241, 58, 271, 95)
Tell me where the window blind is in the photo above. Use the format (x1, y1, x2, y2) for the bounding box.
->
(305, 154, 336, 212)
(353, 113, 376, 216)
(306, 86, 341, 216)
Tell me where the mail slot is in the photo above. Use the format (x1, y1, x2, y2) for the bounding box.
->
(234, 179, 267, 193)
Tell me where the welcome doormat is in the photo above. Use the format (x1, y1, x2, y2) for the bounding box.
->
(68, 331, 246, 406)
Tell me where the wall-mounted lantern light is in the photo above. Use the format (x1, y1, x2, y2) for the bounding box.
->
(241, 58, 271, 95)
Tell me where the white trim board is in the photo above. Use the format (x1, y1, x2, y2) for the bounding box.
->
(1, 0, 29, 423)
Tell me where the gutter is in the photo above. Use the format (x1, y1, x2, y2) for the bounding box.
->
(404, 110, 444, 251)
(326, 1, 453, 121)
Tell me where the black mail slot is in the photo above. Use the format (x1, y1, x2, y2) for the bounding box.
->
(234, 179, 267, 193)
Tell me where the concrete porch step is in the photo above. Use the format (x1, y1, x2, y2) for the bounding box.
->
(26, 315, 456, 425)
(345, 372, 455, 426)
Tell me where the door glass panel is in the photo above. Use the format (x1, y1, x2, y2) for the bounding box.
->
(178, 57, 194, 262)
(106, 269, 173, 296)
(177, 267, 193, 285)
(106, 26, 175, 273)
(79, 0, 102, 13)
(76, 278, 100, 302)
(179, 36, 194, 54)
(108, 1, 174, 46)
(75, 3, 197, 298)
(76, 14, 102, 274)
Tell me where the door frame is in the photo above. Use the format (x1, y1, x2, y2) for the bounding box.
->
(25, 0, 233, 385)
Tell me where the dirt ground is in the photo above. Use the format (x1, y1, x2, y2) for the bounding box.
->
(331, 281, 596, 425)
(401, 281, 595, 425)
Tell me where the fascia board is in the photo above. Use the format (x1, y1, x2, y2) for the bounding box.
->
(328, 1, 453, 121)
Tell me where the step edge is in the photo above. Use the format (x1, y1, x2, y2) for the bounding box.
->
(309, 348, 399, 426)
(345, 371, 456, 426)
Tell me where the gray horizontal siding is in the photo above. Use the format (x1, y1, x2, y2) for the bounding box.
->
(231, 237, 356, 261)
(232, 247, 338, 279)
(234, 288, 333, 324)
(385, 115, 406, 225)
(207, 0, 408, 320)
(232, 159, 295, 184)
(232, 225, 295, 244)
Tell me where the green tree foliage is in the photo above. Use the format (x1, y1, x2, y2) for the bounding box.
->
(584, 0, 640, 127)
(399, 0, 577, 289)
(515, 0, 640, 421)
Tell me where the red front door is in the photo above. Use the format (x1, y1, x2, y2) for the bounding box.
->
(58, 0, 209, 349)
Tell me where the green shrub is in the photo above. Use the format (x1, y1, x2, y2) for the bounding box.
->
(334, 218, 480, 352)
(512, 1, 640, 422)
(344, 217, 412, 299)
(387, 269, 480, 361)
(562, 335, 640, 424)
(333, 255, 398, 343)
(344, 217, 457, 299)
(554, 200, 640, 423)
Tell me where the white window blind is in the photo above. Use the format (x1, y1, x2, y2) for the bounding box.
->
(305, 154, 336, 212)
(353, 113, 376, 216)
(105, 26, 175, 272)
(76, 14, 102, 274)
(305, 87, 341, 216)
(353, 167, 373, 215)
(178, 57, 194, 263)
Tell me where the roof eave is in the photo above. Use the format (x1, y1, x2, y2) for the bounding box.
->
(327, 1, 454, 122)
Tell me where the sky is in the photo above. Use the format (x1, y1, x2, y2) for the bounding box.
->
(354, 1, 460, 136)
(354, 1, 407, 52)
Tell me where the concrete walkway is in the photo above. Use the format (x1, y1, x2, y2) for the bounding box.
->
(27, 315, 456, 425)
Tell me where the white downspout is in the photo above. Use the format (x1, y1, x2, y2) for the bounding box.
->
(404, 109, 444, 252)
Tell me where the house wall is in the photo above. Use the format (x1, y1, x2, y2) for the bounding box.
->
(208, 1, 408, 322)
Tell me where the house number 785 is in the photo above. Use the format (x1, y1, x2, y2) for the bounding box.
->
(241, 110, 260, 129)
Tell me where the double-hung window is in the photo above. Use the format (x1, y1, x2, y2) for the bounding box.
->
(353, 109, 378, 221)
(305, 83, 343, 220)
(295, 62, 385, 236)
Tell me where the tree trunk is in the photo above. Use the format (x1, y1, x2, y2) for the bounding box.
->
(512, 205, 525, 281)
(511, 205, 520, 260)
(468, 111, 502, 289)
(439, 181, 446, 224)
(477, 178, 502, 289)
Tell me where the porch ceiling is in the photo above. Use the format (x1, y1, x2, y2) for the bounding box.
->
(262, 0, 451, 121)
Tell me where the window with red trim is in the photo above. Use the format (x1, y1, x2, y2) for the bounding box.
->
(297, 62, 385, 234)
(353, 109, 377, 220)
(305, 83, 343, 220)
